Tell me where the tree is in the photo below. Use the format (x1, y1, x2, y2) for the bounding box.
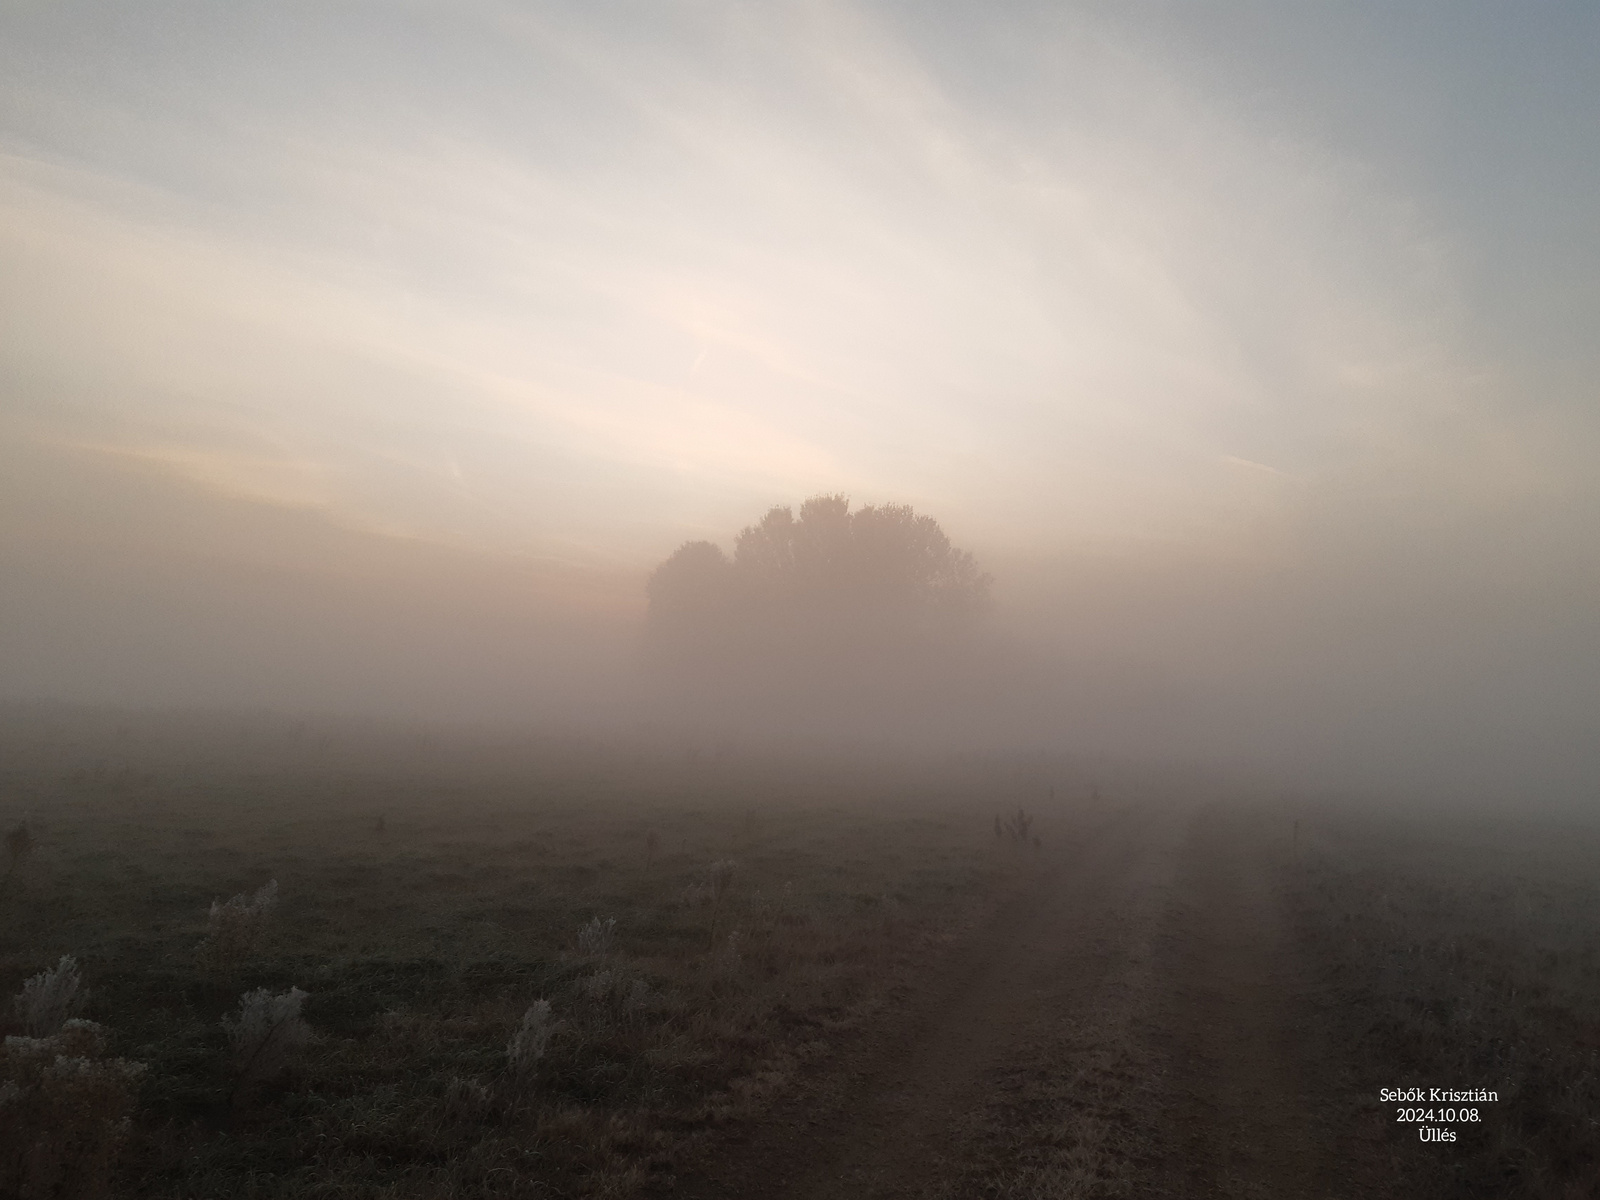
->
(645, 540, 734, 634)
(645, 495, 990, 668)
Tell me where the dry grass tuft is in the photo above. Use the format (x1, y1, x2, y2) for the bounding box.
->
(577, 915, 618, 958)
(13, 955, 87, 1037)
(223, 986, 310, 1105)
(505, 999, 555, 1087)
(0, 1019, 145, 1200)
(196, 879, 278, 976)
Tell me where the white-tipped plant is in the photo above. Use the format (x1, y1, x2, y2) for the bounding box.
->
(580, 969, 615, 1001)
(223, 985, 309, 1105)
(13, 955, 86, 1037)
(0, 1019, 145, 1200)
(505, 999, 554, 1085)
(197, 879, 278, 975)
(576, 969, 653, 1023)
(577, 914, 617, 957)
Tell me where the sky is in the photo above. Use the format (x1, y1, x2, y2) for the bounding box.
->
(3, 2, 1598, 797)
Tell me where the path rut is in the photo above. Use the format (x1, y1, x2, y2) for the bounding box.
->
(668, 802, 1359, 1198)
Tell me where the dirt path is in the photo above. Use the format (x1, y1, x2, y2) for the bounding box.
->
(774, 806, 1170, 1200)
(663, 804, 1180, 1199)
(1143, 803, 1338, 1198)
(665, 802, 1357, 1199)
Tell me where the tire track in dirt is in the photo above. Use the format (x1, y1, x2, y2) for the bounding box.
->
(667, 801, 1367, 1199)
(1141, 803, 1340, 1198)
(664, 803, 1186, 1200)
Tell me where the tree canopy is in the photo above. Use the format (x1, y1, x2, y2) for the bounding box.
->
(646, 496, 990, 667)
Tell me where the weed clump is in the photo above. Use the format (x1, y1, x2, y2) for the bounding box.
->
(579, 969, 617, 1001)
(577, 969, 653, 1023)
(223, 985, 309, 1104)
(196, 879, 278, 975)
(506, 999, 555, 1085)
(998, 808, 1037, 845)
(13, 955, 87, 1038)
(0, 1019, 145, 1200)
(577, 915, 618, 958)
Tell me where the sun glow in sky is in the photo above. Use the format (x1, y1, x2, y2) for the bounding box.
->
(4, 3, 1599, 790)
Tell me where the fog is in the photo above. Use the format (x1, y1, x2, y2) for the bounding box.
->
(3, 3, 1598, 805)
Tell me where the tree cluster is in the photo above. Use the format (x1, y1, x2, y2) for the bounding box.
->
(646, 495, 990, 673)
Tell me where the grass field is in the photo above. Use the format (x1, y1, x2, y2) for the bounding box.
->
(5, 708, 1599, 1198)
(1290, 806, 1600, 1199)
(0, 713, 1056, 1199)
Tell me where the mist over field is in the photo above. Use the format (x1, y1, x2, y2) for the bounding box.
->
(8, 13, 1600, 1195)
(4, 2, 1599, 804)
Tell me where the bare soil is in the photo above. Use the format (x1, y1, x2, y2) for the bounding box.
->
(1144, 804, 1343, 1199)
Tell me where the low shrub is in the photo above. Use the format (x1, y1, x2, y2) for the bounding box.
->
(197, 879, 279, 975)
(577, 915, 618, 958)
(12, 955, 86, 1038)
(506, 999, 555, 1086)
(0, 1019, 145, 1200)
(223, 986, 310, 1105)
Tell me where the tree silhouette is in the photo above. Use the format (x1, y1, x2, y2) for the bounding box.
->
(646, 540, 734, 634)
(646, 495, 990, 670)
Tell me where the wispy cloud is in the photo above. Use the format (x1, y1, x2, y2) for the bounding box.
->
(0, 1, 1558, 563)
